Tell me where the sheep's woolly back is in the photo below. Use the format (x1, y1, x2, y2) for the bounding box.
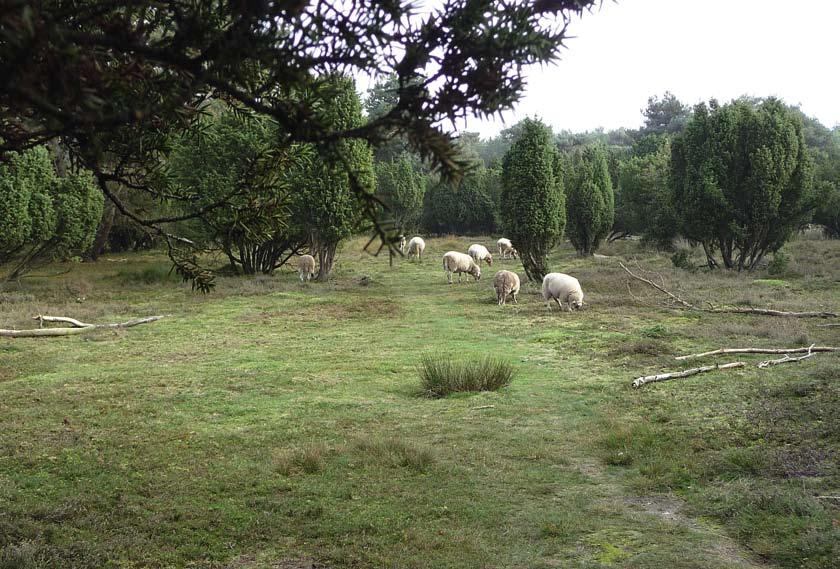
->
(493, 270, 520, 293)
(541, 272, 584, 308)
(493, 270, 520, 304)
(443, 251, 481, 281)
(407, 237, 425, 256)
(468, 244, 492, 261)
(497, 238, 517, 258)
(298, 255, 316, 272)
(298, 255, 316, 281)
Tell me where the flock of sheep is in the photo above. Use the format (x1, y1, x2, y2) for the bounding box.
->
(297, 237, 584, 312)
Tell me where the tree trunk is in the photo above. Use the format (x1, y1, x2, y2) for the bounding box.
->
(87, 199, 117, 260)
(316, 241, 338, 281)
(701, 241, 718, 269)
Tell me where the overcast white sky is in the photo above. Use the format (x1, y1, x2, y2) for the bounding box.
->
(458, 0, 840, 138)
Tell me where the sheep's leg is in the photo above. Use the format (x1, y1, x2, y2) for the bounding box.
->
(512, 292, 518, 304)
(446, 270, 452, 285)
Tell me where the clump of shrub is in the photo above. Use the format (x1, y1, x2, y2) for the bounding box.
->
(419, 355, 515, 397)
(670, 249, 693, 271)
(767, 249, 790, 275)
(272, 444, 327, 476)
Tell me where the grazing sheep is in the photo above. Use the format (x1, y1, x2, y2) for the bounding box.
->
(497, 238, 518, 259)
(541, 273, 584, 311)
(467, 244, 493, 266)
(442, 251, 481, 284)
(398, 234, 406, 254)
(407, 236, 425, 261)
(493, 270, 520, 306)
(298, 254, 316, 282)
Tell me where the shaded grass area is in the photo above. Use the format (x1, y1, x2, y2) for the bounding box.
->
(0, 236, 838, 568)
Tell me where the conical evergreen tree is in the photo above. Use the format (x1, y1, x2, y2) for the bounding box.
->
(500, 118, 565, 281)
(565, 144, 614, 256)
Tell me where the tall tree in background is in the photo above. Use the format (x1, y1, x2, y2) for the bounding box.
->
(290, 76, 375, 281)
(565, 144, 614, 256)
(500, 118, 564, 281)
(615, 141, 677, 248)
(640, 91, 691, 136)
(671, 98, 813, 270)
(422, 166, 498, 236)
(376, 153, 426, 235)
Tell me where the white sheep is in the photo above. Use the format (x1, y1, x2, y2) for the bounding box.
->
(497, 238, 518, 259)
(493, 270, 520, 306)
(542, 272, 584, 311)
(398, 234, 406, 254)
(407, 236, 425, 261)
(298, 254, 316, 282)
(442, 251, 481, 284)
(467, 243, 493, 266)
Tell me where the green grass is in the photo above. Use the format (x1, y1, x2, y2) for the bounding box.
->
(1, 236, 838, 568)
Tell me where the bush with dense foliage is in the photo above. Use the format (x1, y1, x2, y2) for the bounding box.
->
(169, 107, 309, 275)
(422, 165, 498, 236)
(564, 143, 614, 256)
(0, 146, 103, 279)
(671, 98, 813, 270)
(375, 152, 426, 235)
(615, 141, 678, 248)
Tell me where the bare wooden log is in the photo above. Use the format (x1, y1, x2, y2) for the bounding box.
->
(631, 362, 746, 388)
(33, 315, 91, 328)
(676, 346, 839, 361)
(816, 323, 840, 328)
(620, 261, 837, 318)
(711, 307, 837, 318)
(0, 326, 95, 338)
(757, 345, 817, 368)
(1, 316, 164, 338)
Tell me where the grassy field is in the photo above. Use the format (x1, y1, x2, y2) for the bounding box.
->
(1, 236, 838, 568)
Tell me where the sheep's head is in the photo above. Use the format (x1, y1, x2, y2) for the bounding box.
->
(486, 254, 493, 266)
(472, 264, 482, 281)
(569, 290, 584, 310)
(511, 248, 519, 259)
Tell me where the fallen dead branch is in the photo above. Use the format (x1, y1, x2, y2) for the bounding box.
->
(676, 346, 839, 361)
(757, 345, 817, 368)
(619, 261, 837, 318)
(631, 362, 746, 388)
(619, 262, 696, 310)
(0, 315, 164, 338)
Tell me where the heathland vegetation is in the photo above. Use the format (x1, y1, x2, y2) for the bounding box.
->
(1, 2, 839, 568)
